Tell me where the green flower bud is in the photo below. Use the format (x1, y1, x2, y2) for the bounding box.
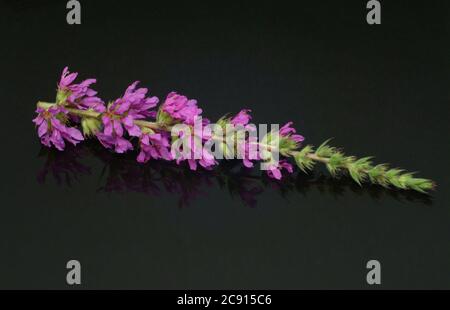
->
(279, 137, 299, 156)
(81, 117, 101, 136)
(156, 109, 174, 126)
(216, 115, 230, 129)
(56, 89, 70, 105)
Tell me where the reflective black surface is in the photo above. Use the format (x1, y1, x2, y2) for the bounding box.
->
(0, 0, 449, 289)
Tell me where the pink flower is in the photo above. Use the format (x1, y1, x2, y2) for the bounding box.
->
(33, 106, 84, 151)
(229, 109, 257, 167)
(266, 160, 294, 180)
(137, 132, 172, 163)
(161, 92, 202, 125)
(237, 135, 259, 168)
(110, 81, 159, 120)
(172, 125, 217, 171)
(230, 109, 252, 126)
(97, 82, 159, 153)
(58, 67, 105, 113)
(96, 132, 133, 154)
(180, 147, 217, 171)
(280, 121, 304, 143)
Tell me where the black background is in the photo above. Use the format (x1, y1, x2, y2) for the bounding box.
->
(0, 0, 449, 289)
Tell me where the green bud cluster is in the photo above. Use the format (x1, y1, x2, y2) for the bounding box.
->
(279, 136, 300, 157)
(293, 139, 435, 193)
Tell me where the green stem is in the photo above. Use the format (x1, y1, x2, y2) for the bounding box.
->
(134, 119, 170, 131)
(37, 101, 56, 109)
(305, 152, 329, 164)
(66, 108, 100, 118)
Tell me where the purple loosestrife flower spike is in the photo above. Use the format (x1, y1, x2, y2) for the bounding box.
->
(33, 106, 84, 151)
(33, 67, 435, 193)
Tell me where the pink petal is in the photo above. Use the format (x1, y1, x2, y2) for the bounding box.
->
(37, 121, 48, 137)
(67, 127, 84, 141)
(243, 159, 254, 168)
(113, 120, 123, 137)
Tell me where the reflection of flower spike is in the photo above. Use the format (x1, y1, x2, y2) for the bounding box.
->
(37, 145, 91, 186)
(37, 143, 433, 207)
(33, 67, 435, 193)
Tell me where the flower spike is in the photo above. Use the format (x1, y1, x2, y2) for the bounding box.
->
(33, 67, 435, 194)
